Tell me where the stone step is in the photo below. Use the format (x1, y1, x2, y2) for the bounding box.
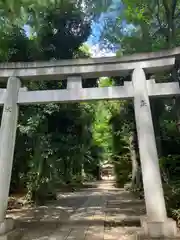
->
(105, 215, 142, 226)
(135, 230, 180, 240)
(0, 229, 24, 240)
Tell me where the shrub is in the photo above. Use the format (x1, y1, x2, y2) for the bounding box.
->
(113, 154, 131, 187)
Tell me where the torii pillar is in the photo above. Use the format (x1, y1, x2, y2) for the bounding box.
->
(0, 77, 21, 235)
(132, 67, 177, 238)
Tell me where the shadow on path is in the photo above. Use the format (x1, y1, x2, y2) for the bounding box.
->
(6, 181, 145, 240)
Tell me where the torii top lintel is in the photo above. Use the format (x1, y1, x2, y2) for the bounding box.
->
(0, 47, 180, 81)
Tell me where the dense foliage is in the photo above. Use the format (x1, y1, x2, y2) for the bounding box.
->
(0, 1, 105, 204)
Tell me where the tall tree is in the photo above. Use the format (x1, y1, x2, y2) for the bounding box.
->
(0, 0, 103, 203)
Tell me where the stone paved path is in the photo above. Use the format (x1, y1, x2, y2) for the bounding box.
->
(7, 181, 145, 239)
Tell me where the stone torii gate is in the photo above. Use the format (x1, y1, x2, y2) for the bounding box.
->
(0, 48, 180, 238)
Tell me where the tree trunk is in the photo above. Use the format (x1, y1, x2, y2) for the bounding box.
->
(172, 60, 180, 132)
(129, 132, 141, 189)
(150, 99, 162, 157)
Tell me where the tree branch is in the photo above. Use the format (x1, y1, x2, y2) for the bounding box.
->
(172, 0, 177, 18)
(156, 0, 163, 29)
(162, 0, 170, 14)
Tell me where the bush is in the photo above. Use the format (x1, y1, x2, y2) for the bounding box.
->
(84, 174, 96, 182)
(113, 154, 131, 187)
(163, 181, 180, 220)
(26, 172, 57, 205)
(159, 155, 180, 226)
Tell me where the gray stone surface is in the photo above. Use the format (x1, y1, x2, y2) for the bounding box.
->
(0, 77, 21, 225)
(141, 217, 177, 238)
(0, 47, 177, 80)
(7, 181, 142, 239)
(0, 219, 14, 236)
(67, 76, 82, 90)
(0, 46, 179, 69)
(0, 229, 23, 240)
(17, 84, 134, 105)
(132, 68, 167, 222)
(0, 80, 177, 106)
(3, 181, 180, 239)
(132, 68, 177, 237)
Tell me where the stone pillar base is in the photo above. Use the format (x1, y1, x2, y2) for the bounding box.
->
(0, 219, 14, 236)
(140, 217, 177, 238)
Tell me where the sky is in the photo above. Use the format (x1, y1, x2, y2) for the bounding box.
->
(24, 0, 121, 58)
(87, 0, 121, 57)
